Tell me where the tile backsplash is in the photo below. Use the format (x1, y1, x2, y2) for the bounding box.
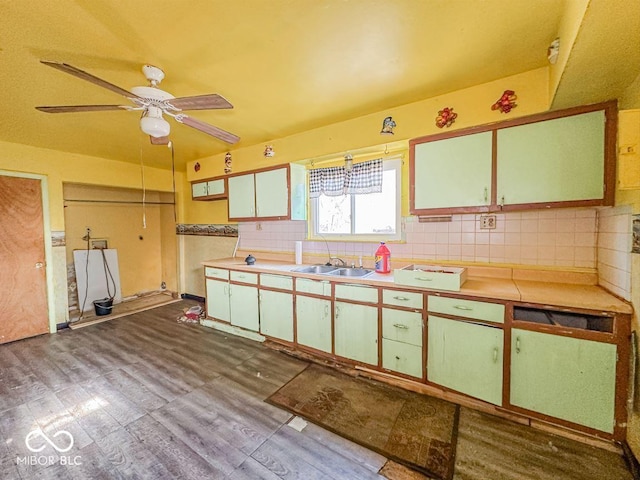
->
(238, 207, 599, 269)
(597, 205, 632, 301)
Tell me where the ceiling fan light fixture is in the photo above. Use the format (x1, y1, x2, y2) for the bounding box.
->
(140, 107, 170, 137)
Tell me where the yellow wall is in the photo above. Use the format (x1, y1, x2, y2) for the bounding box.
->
(185, 67, 551, 224)
(0, 140, 183, 323)
(63, 184, 176, 298)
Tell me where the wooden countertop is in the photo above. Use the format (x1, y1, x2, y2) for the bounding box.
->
(202, 257, 632, 314)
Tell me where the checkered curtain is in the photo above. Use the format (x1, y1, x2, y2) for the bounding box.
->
(309, 159, 383, 198)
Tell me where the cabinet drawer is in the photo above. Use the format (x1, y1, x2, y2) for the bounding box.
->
(382, 289, 423, 309)
(382, 339, 423, 378)
(260, 273, 293, 290)
(205, 267, 229, 280)
(335, 283, 378, 303)
(428, 295, 504, 323)
(296, 278, 331, 296)
(382, 309, 423, 347)
(230, 271, 258, 284)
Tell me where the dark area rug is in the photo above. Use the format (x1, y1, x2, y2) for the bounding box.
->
(267, 364, 459, 480)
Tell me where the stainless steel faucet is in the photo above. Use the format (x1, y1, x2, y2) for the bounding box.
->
(330, 257, 347, 267)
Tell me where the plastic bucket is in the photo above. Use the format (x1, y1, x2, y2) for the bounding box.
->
(93, 298, 114, 316)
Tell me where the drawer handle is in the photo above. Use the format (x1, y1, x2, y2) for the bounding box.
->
(208, 271, 220, 275)
(453, 305, 473, 311)
(237, 274, 246, 279)
(515, 337, 521, 353)
(393, 323, 409, 329)
(415, 277, 433, 282)
(393, 296, 409, 301)
(493, 347, 498, 363)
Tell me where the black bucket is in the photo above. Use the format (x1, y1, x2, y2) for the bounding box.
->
(93, 298, 114, 316)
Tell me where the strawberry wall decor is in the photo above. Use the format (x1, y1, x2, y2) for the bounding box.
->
(436, 107, 457, 128)
(492, 90, 517, 113)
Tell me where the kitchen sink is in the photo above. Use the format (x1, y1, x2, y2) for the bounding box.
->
(326, 268, 374, 278)
(292, 265, 339, 274)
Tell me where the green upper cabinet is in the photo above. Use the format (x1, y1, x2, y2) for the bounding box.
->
(227, 164, 306, 221)
(510, 328, 617, 433)
(191, 177, 227, 201)
(413, 131, 492, 212)
(497, 110, 605, 206)
(228, 173, 256, 218)
(409, 102, 616, 214)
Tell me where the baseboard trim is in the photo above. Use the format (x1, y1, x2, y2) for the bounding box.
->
(623, 442, 640, 480)
(181, 293, 205, 303)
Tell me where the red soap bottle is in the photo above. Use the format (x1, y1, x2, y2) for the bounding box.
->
(374, 242, 391, 274)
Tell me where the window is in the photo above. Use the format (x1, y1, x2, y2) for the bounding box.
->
(311, 159, 401, 241)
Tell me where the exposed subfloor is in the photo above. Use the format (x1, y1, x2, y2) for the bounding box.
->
(0, 301, 633, 479)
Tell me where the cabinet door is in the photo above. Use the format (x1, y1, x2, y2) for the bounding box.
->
(192, 181, 208, 198)
(228, 173, 256, 219)
(229, 283, 259, 331)
(334, 301, 378, 365)
(413, 131, 492, 210)
(259, 289, 293, 341)
(296, 295, 332, 353)
(510, 328, 616, 433)
(497, 110, 605, 205)
(428, 316, 503, 406)
(206, 179, 225, 196)
(205, 278, 230, 322)
(382, 339, 423, 378)
(255, 167, 288, 218)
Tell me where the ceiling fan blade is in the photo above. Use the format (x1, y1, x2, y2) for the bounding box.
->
(36, 105, 125, 113)
(41, 61, 139, 99)
(150, 135, 170, 145)
(167, 94, 233, 111)
(177, 115, 240, 144)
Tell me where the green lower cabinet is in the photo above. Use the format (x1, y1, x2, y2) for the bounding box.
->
(296, 295, 332, 353)
(427, 315, 503, 406)
(334, 301, 378, 365)
(205, 278, 230, 322)
(510, 328, 616, 433)
(229, 284, 259, 331)
(259, 290, 293, 341)
(382, 339, 423, 378)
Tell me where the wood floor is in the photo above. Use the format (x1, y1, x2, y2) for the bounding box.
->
(0, 301, 632, 480)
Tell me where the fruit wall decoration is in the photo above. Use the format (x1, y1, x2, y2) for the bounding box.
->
(492, 90, 517, 113)
(436, 107, 457, 128)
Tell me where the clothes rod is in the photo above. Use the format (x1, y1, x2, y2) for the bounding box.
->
(64, 199, 175, 205)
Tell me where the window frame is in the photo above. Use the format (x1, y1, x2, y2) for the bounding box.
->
(309, 158, 402, 242)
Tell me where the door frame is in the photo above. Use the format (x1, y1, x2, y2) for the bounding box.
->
(1, 170, 56, 334)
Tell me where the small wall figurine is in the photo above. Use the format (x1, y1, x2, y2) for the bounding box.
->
(264, 145, 275, 157)
(224, 152, 232, 174)
(436, 107, 457, 128)
(492, 90, 517, 113)
(380, 116, 396, 135)
(194, 162, 201, 172)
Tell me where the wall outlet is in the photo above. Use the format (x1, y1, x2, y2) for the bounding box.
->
(480, 215, 497, 229)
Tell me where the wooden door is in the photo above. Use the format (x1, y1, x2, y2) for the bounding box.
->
(0, 175, 49, 343)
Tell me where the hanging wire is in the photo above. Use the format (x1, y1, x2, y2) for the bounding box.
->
(170, 141, 177, 223)
(139, 137, 147, 229)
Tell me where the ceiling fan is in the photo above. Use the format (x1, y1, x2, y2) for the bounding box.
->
(35, 61, 240, 145)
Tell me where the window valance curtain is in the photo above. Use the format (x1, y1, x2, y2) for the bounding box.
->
(309, 158, 383, 198)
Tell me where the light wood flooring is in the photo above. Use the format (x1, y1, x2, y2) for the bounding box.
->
(0, 301, 633, 479)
